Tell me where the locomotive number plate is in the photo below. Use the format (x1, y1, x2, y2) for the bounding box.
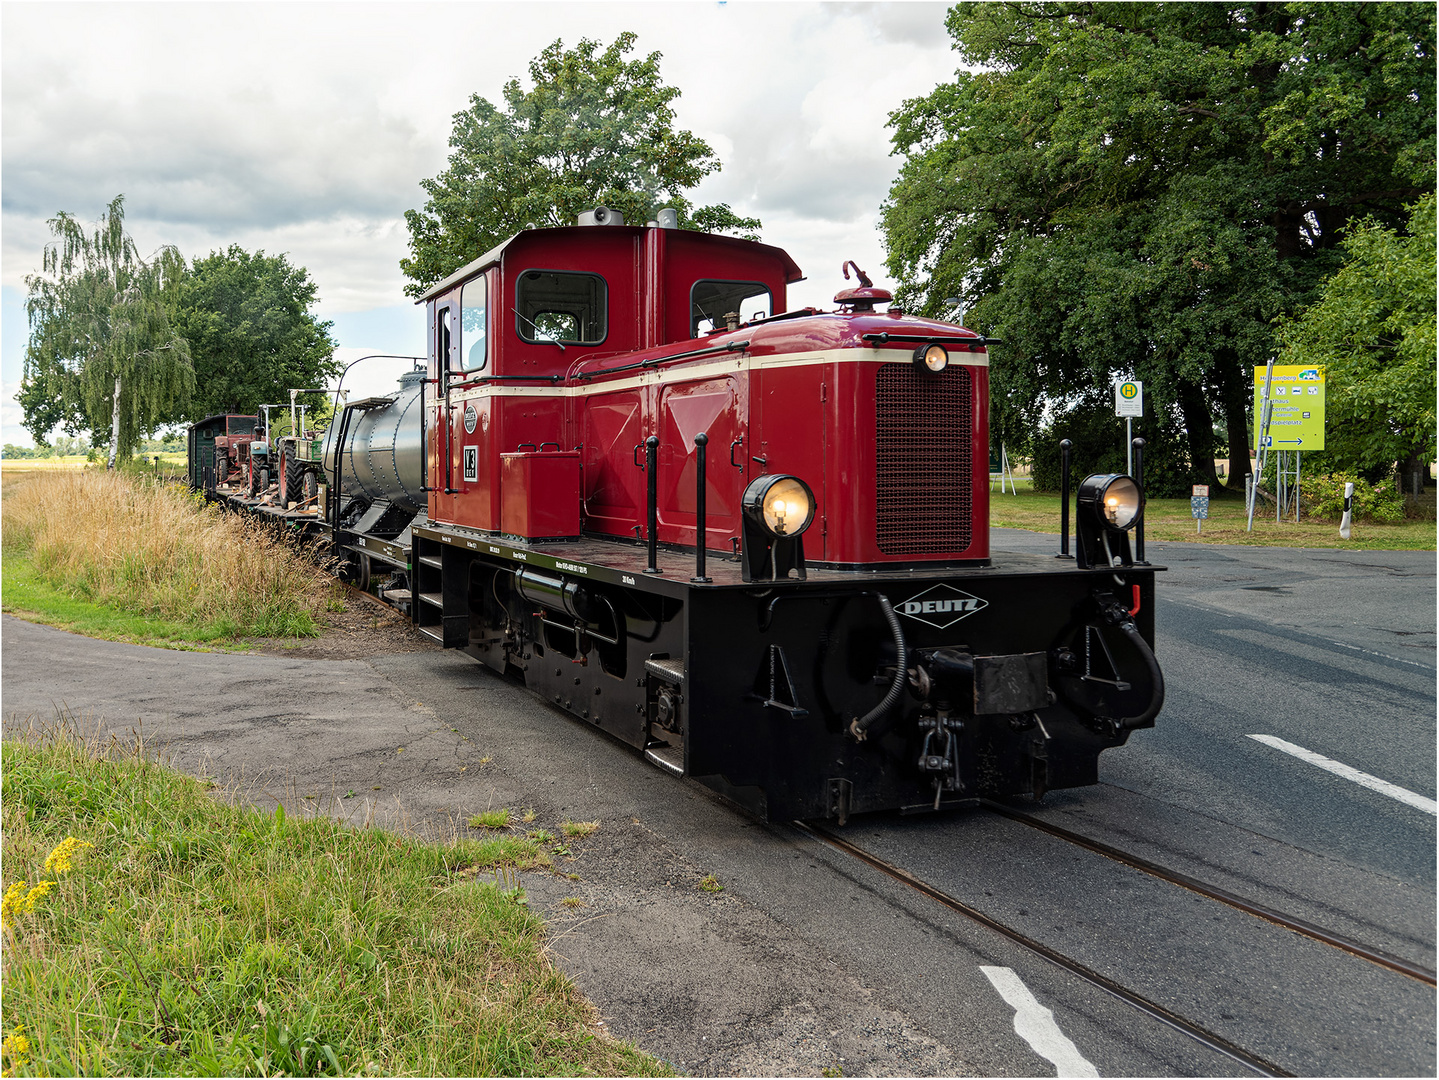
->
(463, 446, 478, 482)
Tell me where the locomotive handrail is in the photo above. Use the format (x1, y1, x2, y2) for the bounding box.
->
(574, 339, 750, 381)
(644, 436, 660, 575)
(449, 373, 564, 389)
(860, 332, 1002, 346)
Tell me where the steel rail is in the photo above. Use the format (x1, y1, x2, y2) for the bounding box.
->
(983, 801, 1437, 987)
(794, 820, 1291, 1079)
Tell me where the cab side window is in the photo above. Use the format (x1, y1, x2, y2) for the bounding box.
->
(516, 270, 607, 344)
(692, 280, 771, 336)
(461, 276, 488, 371)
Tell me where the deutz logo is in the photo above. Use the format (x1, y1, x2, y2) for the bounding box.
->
(896, 584, 988, 629)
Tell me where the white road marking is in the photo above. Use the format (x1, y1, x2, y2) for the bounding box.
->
(1328, 640, 1432, 670)
(980, 966, 1099, 1078)
(1247, 734, 1438, 815)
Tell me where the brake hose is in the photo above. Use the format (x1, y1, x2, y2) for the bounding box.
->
(849, 593, 908, 741)
(1092, 592, 1166, 730)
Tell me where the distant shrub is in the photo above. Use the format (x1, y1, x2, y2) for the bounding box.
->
(1302, 473, 1406, 523)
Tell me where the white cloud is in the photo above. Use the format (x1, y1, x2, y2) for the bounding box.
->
(2, 0, 959, 444)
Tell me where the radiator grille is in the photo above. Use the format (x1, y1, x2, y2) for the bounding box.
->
(875, 364, 973, 555)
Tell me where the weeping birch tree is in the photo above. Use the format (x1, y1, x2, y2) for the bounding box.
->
(21, 195, 194, 467)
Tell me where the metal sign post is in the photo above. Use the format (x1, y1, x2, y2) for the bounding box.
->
(1192, 485, 1209, 534)
(1114, 381, 1143, 474)
(1247, 359, 1275, 531)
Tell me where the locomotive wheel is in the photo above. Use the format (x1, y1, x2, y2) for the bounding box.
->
(285, 456, 305, 506)
(301, 469, 318, 504)
(353, 552, 371, 591)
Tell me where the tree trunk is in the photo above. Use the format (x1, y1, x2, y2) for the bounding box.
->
(1177, 380, 1221, 489)
(1217, 354, 1253, 492)
(107, 374, 121, 470)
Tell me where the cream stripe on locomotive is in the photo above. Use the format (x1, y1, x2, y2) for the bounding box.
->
(448, 345, 987, 403)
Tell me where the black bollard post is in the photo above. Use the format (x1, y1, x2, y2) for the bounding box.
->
(692, 433, 711, 583)
(644, 435, 661, 574)
(1057, 439, 1074, 558)
(1132, 437, 1148, 564)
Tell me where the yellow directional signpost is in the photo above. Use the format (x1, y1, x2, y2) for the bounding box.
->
(1251, 365, 1324, 529)
(1253, 366, 1326, 451)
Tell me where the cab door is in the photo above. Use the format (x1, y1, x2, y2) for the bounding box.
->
(655, 371, 748, 552)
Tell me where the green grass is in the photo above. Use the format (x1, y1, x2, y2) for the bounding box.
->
(469, 808, 512, 830)
(988, 483, 1436, 550)
(1, 716, 667, 1077)
(1, 551, 245, 649)
(2, 469, 332, 646)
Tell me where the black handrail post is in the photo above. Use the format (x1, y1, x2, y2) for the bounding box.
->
(1057, 438, 1074, 559)
(692, 433, 711, 583)
(644, 435, 661, 574)
(1132, 437, 1148, 564)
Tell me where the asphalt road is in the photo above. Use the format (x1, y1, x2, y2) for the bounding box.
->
(3, 531, 1434, 1076)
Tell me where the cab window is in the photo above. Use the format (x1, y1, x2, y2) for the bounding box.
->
(692, 280, 771, 335)
(516, 270, 606, 344)
(460, 276, 488, 371)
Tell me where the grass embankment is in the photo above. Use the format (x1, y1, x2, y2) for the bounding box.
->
(2, 468, 333, 645)
(988, 481, 1436, 550)
(0, 718, 666, 1077)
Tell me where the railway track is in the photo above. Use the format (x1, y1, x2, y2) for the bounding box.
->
(981, 801, 1437, 987)
(794, 809, 1434, 1078)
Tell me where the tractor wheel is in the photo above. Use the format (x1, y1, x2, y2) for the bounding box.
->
(217, 457, 229, 485)
(285, 455, 305, 507)
(258, 467, 271, 493)
(247, 460, 261, 497)
(301, 469, 318, 504)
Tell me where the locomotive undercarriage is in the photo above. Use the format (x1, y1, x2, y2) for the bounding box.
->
(410, 523, 1162, 824)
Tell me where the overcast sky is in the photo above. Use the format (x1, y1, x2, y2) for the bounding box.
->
(2, 1, 959, 445)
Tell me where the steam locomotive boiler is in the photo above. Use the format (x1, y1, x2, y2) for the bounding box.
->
(206, 209, 1165, 823)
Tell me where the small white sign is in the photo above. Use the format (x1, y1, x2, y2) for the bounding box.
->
(1193, 485, 1209, 497)
(1115, 380, 1143, 417)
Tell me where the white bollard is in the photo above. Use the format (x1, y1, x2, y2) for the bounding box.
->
(1339, 481, 1354, 540)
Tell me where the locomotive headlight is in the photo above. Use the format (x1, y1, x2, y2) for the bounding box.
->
(1075, 473, 1144, 570)
(1079, 474, 1143, 531)
(743, 475, 816, 537)
(913, 342, 949, 376)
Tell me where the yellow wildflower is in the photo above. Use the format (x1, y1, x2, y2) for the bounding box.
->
(42, 836, 92, 876)
(20, 881, 52, 914)
(2, 1027, 30, 1076)
(1, 882, 28, 930)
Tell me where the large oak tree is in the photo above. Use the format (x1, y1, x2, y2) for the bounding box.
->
(883, 2, 1435, 488)
(401, 33, 761, 298)
(170, 246, 339, 423)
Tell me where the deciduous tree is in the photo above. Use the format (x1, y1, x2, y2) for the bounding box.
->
(21, 195, 193, 467)
(170, 246, 339, 422)
(1278, 194, 1435, 482)
(883, 2, 1435, 489)
(401, 33, 761, 297)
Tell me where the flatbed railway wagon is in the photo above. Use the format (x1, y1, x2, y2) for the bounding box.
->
(200, 209, 1165, 824)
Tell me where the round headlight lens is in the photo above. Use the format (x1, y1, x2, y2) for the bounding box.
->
(913, 343, 949, 375)
(743, 475, 816, 537)
(1080, 474, 1143, 530)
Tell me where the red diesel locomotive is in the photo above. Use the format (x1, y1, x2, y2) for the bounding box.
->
(209, 208, 1165, 823)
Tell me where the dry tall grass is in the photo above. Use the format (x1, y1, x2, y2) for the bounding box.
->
(3, 469, 332, 637)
